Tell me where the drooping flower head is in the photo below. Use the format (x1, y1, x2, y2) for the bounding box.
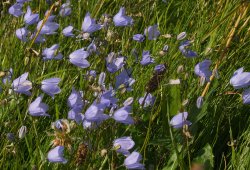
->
(170, 112, 191, 129)
(62, 25, 74, 37)
(133, 34, 145, 42)
(47, 146, 67, 164)
(82, 12, 102, 33)
(140, 51, 154, 66)
(144, 25, 160, 40)
(24, 6, 39, 25)
(69, 49, 90, 68)
(41, 78, 61, 98)
(16, 27, 29, 42)
(29, 95, 49, 116)
(179, 40, 198, 58)
(113, 106, 134, 125)
(138, 93, 155, 108)
(12, 72, 32, 95)
(59, 2, 71, 17)
(230, 67, 250, 89)
(106, 52, 124, 73)
(115, 69, 135, 92)
(42, 44, 63, 60)
(242, 88, 250, 104)
(113, 136, 135, 156)
(194, 59, 212, 81)
(124, 151, 145, 169)
(84, 102, 109, 122)
(113, 7, 133, 27)
(37, 19, 59, 35)
(9, 3, 23, 17)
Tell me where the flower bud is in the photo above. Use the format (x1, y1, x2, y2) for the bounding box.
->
(196, 96, 203, 109)
(18, 126, 27, 139)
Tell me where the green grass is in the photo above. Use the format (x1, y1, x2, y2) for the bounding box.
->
(1, 0, 250, 169)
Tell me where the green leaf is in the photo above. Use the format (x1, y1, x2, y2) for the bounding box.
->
(193, 144, 214, 170)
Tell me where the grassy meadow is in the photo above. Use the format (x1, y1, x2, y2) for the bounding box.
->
(0, 0, 250, 169)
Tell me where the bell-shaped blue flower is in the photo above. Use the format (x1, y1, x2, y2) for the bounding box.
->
(230, 67, 250, 89)
(29, 95, 49, 116)
(59, 2, 71, 17)
(144, 25, 160, 40)
(69, 49, 90, 68)
(124, 151, 145, 169)
(170, 112, 191, 129)
(133, 34, 145, 42)
(140, 51, 154, 66)
(138, 93, 155, 108)
(115, 69, 135, 91)
(179, 40, 198, 58)
(113, 106, 134, 124)
(85, 103, 109, 122)
(62, 26, 74, 37)
(113, 136, 135, 156)
(9, 3, 23, 17)
(16, 27, 29, 42)
(41, 78, 61, 98)
(106, 52, 124, 73)
(194, 59, 212, 81)
(113, 7, 133, 27)
(12, 72, 32, 95)
(37, 19, 59, 35)
(42, 44, 63, 60)
(24, 6, 39, 25)
(81, 12, 102, 33)
(47, 146, 67, 164)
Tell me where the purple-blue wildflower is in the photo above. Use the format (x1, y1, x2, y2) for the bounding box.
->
(62, 26, 74, 37)
(124, 151, 145, 169)
(106, 52, 124, 73)
(41, 78, 61, 98)
(133, 34, 145, 42)
(87, 41, 98, 54)
(68, 108, 84, 124)
(12, 72, 32, 95)
(115, 69, 135, 91)
(113, 7, 133, 27)
(230, 67, 250, 89)
(67, 88, 84, 109)
(194, 60, 212, 81)
(9, 3, 23, 17)
(113, 136, 135, 156)
(144, 24, 160, 40)
(69, 49, 90, 68)
(179, 40, 198, 58)
(170, 112, 191, 129)
(140, 51, 154, 66)
(82, 12, 102, 33)
(30, 32, 46, 43)
(113, 106, 134, 125)
(47, 146, 67, 164)
(28, 95, 49, 116)
(42, 44, 63, 60)
(59, 2, 71, 17)
(16, 27, 29, 42)
(138, 93, 155, 108)
(37, 19, 59, 35)
(84, 102, 109, 122)
(154, 64, 166, 73)
(24, 6, 39, 25)
(98, 89, 117, 108)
